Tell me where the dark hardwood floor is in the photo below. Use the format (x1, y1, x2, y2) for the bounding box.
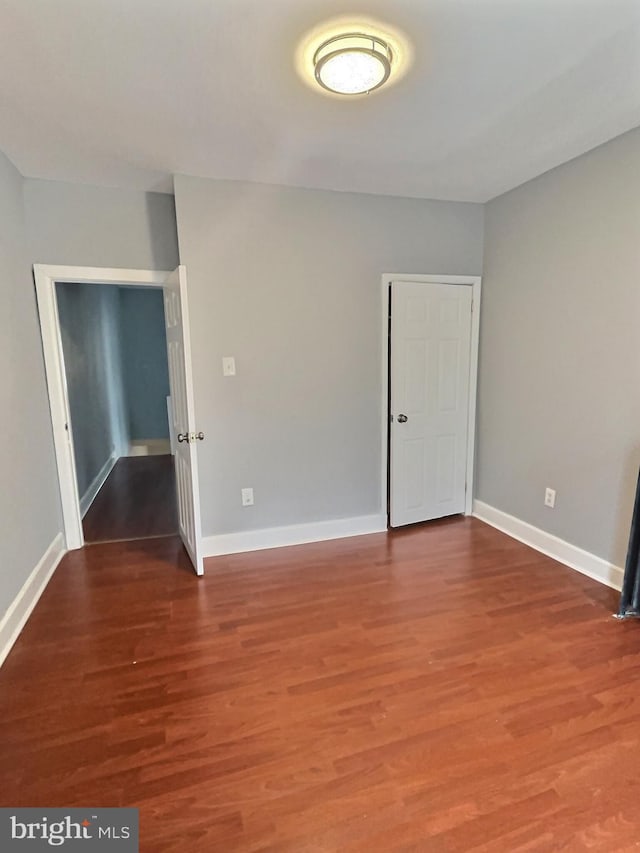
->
(83, 454, 178, 543)
(1, 518, 639, 851)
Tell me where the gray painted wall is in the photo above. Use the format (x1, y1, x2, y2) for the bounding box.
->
(23, 180, 179, 270)
(0, 152, 62, 618)
(119, 288, 170, 440)
(56, 283, 129, 501)
(174, 175, 484, 537)
(477, 126, 640, 566)
(0, 167, 179, 627)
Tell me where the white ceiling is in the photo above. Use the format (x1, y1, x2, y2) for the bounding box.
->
(0, 0, 638, 202)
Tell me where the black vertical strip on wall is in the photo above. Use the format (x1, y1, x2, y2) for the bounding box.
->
(617, 467, 640, 618)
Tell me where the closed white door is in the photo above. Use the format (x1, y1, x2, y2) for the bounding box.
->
(164, 266, 204, 575)
(390, 281, 473, 527)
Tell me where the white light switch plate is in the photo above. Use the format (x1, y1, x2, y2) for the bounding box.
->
(222, 356, 236, 376)
(241, 487, 254, 506)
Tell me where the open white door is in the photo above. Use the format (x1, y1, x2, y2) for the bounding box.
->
(390, 280, 473, 527)
(164, 265, 204, 575)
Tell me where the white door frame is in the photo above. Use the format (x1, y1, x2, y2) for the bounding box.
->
(34, 264, 173, 550)
(380, 273, 482, 521)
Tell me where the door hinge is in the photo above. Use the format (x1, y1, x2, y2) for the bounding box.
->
(390, 414, 394, 423)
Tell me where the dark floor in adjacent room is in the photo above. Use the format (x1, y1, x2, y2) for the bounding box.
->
(83, 454, 178, 543)
(1, 517, 638, 852)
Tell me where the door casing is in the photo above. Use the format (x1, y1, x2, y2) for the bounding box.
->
(34, 265, 179, 551)
(380, 274, 482, 524)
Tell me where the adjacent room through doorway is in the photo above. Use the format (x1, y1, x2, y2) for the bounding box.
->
(55, 281, 178, 543)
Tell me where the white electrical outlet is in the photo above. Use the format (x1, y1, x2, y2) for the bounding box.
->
(544, 487, 556, 508)
(222, 356, 236, 376)
(241, 487, 254, 507)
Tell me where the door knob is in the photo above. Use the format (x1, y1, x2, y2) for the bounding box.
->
(178, 431, 205, 443)
(397, 414, 408, 423)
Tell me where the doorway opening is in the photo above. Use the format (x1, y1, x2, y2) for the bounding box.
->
(55, 281, 177, 544)
(34, 265, 204, 575)
(381, 274, 482, 528)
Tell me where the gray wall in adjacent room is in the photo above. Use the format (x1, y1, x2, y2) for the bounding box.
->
(476, 126, 640, 566)
(23, 179, 179, 270)
(0, 152, 62, 619)
(118, 287, 170, 440)
(174, 175, 484, 537)
(56, 283, 129, 501)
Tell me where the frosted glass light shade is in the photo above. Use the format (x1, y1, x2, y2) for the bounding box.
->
(313, 33, 392, 95)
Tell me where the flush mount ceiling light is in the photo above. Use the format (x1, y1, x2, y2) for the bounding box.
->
(313, 32, 393, 95)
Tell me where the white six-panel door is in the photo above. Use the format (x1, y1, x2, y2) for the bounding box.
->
(390, 281, 473, 527)
(164, 266, 204, 575)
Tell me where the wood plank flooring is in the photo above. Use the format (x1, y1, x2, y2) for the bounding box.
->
(1, 517, 639, 852)
(83, 454, 178, 543)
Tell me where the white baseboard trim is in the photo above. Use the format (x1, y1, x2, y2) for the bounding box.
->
(203, 513, 388, 557)
(128, 439, 171, 457)
(0, 533, 66, 668)
(80, 453, 117, 517)
(473, 500, 624, 591)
